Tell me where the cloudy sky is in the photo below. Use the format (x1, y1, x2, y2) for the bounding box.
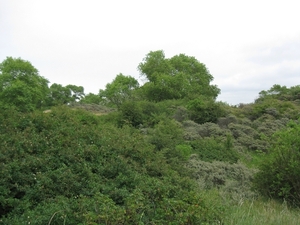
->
(1, 0, 300, 105)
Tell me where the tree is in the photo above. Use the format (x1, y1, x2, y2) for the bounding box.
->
(47, 83, 85, 106)
(47, 83, 71, 106)
(99, 73, 139, 108)
(256, 84, 300, 102)
(137, 50, 171, 83)
(0, 57, 49, 112)
(138, 50, 220, 101)
(80, 93, 102, 104)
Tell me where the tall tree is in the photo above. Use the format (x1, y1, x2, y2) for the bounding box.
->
(47, 83, 72, 106)
(138, 50, 220, 101)
(99, 73, 139, 108)
(0, 57, 49, 112)
(80, 93, 102, 104)
(47, 84, 85, 106)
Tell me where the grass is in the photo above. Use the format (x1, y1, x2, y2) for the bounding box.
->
(223, 198, 300, 225)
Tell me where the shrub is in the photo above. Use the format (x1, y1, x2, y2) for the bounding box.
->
(190, 136, 239, 164)
(254, 121, 300, 207)
(118, 100, 144, 127)
(175, 144, 193, 160)
(187, 98, 227, 124)
(187, 158, 257, 201)
(147, 118, 184, 151)
(182, 120, 226, 140)
(0, 107, 224, 223)
(217, 114, 237, 128)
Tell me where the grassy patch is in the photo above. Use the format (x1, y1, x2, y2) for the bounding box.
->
(224, 198, 300, 225)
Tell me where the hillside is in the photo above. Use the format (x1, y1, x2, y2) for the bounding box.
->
(1, 54, 300, 224)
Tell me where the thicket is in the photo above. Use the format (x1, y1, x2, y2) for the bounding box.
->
(0, 107, 224, 224)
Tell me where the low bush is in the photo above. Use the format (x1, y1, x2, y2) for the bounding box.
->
(187, 158, 257, 201)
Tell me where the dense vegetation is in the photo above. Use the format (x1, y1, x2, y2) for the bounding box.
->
(1, 53, 300, 224)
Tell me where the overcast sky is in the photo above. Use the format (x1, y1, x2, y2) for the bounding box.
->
(1, 0, 300, 105)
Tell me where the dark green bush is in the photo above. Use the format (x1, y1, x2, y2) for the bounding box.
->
(254, 121, 300, 207)
(0, 107, 224, 224)
(147, 118, 184, 151)
(190, 136, 238, 164)
(187, 98, 226, 124)
(118, 100, 144, 127)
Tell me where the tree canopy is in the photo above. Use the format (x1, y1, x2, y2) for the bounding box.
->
(99, 73, 139, 108)
(257, 84, 300, 102)
(47, 83, 85, 106)
(0, 57, 49, 112)
(138, 50, 220, 101)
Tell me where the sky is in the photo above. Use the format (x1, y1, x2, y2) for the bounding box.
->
(1, 0, 300, 105)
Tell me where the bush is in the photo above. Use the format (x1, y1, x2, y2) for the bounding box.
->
(118, 100, 144, 127)
(187, 98, 226, 124)
(182, 120, 225, 140)
(187, 158, 257, 200)
(254, 121, 300, 207)
(147, 118, 184, 151)
(175, 144, 193, 160)
(0, 107, 224, 223)
(190, 136, 239, 164)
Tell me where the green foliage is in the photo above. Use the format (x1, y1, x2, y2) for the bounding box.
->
(118, 100, 144, 127)
(0, 107, 223, 224)
(99, 73, 139, 108)
(147, 118, 184, 151)
(228, 123, 266, 151)
(253, 115, 289, 137)
(217, 114, 238, 129)
(80, 93, 102, 104)
(47, 83, 85, 106)
(187, 98, 226, 124)
(3, 52, 300, 223)
(257, 84, 300, 102)
(138, 50, 220, 101)
(118, 100, 176, 128)
(254, 121, 300, 207)
(187, 157, 256, 200)
(190, 136, 239, 164)
(251, 98, 298, 120)
(234, 84, 300, 121)
(47, 83, 71, 105)
(175, 144, 193, 160)
(0, 57, 49, 112)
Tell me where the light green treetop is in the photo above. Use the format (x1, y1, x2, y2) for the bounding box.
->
(138, 50, 220, 101)
(99, 73, 139, 108)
